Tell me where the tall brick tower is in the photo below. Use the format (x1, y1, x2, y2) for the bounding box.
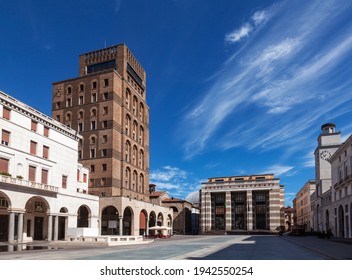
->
(52, 44, 150, 201)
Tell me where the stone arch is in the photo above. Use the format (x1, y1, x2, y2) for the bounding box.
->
(139, 209, 148, 236)
(157, 212, 164, 226)
(58, 207, 68, 240)
(170, 206, 179, 213)
(0, 191, 11, 241)
(24, 196, 50, 240)
(132, 170, 137, 191)
(78, 109, 84, 120)
(77, 205, 91, 228)
(167, 214, 173, 228)
(101, 206, 119, 235)
(90, 134, 97, 146)
(125, 88, 131, 109)
(125, 140, 131, 162)
(90, 107, 98, 118)
(123, 207, 134, 235)
(132, 95, 138, 116)
(139, 102, 144, 122)
(149, 211, 156, 228)
(65, 111, 72, 122)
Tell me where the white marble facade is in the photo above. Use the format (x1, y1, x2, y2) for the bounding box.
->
(0, 91, 99, 242)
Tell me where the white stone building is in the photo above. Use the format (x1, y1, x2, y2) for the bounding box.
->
(0, 90, 99, 243)
(329, 134, 352, 238)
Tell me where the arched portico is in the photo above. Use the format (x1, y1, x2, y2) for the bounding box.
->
(338, 205, 345, 238)
(101, 206, 119, 235)
(139, 210, 148, 236)
(0, 192, 11, 242)
(58, 207, 68, 240)
(123, 207, 133, 235)
(24, 196, 50, 241)
(157, 212, 164, 226)
(77, 205, 90, 228)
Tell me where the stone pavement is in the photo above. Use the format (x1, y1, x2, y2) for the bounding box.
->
(281, 235, 352, 260)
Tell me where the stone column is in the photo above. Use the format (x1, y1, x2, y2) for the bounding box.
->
(225, 191, 232, 231)
(119, 216, 123, 236)
(247, 190, 253, 231)
(8, 212, 15, 243)
(146, 219, 149, 236)
(201, 191, 212, 233)
(47, 215, 53, 241)
(17, 213, 24, 243)
(53, 216, 58, 241)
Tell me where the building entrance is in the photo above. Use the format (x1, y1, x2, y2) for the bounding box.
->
(0, 215, 8, 241)
(34, 217, 44, 240)
(211, 193, 225, 230)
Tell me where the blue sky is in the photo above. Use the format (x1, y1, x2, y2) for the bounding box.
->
(1, 0, 352, 205)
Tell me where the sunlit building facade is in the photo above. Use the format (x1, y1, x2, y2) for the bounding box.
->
(0, 91, 99, 242)
(51, 44, 172, 236)
(200, 174, 284, 233)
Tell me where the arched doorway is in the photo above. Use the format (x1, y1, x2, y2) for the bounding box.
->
(59, 207, 68, 240)
(167, 214, 173, 235)
(123, 207, 133, 235)
(338, 205, 345, 237)
(325, 210, 329, 232)
(77, 205, 90, 228)
(157, 212, 164, 226)
(101, 206, 119, 235)
(139, 210, 147, 236)
(149, 211, 156, 235)
(0, 192, 11, 241)
(316, 204, 320, 231)
(25, 196, 49, 240)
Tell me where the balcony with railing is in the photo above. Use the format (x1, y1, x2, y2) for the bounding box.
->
(0, 174, 58, 193)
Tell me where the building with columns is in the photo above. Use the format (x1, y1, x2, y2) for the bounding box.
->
(51, 44, 173, 236)
(200, 174, 284, 233)
(0, 90, 99, 243)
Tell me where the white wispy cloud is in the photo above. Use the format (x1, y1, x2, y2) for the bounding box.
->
(252, 10, 270, 26)
(150, 166, 201, 199)
(150, 166, 187, 181)
(225, 24, 252, 43)
(180, 0, 352, 160)
(260, 165, 294, 176)
(225, 8, 271, 44)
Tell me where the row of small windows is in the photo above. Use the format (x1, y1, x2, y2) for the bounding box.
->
(1, 129, 50, 159)
(65, 106, 108, 122)
(65, 79, 109, 95)
(2, 108, 50, 137)
(55, 92, 109, 109)
(127, 75, 144, 97)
